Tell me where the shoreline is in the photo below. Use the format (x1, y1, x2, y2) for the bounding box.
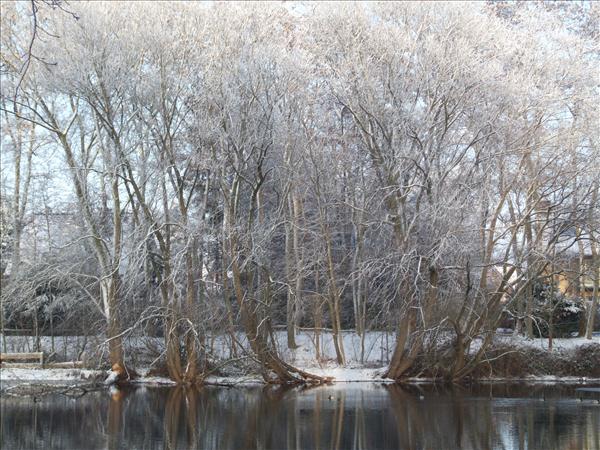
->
(2, 366, 600, 389)
(2, 335, 598, 389)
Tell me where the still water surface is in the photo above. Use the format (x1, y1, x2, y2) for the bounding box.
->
(1, 383, 598, 450)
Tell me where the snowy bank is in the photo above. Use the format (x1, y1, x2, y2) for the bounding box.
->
(0, 367, 104, 384)
(496, 335, 600, 351)
(1, 333, 598, 387)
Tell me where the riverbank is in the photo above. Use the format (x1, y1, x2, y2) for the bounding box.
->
(1, 333, 598, 387)
(2, 366, 600, 390)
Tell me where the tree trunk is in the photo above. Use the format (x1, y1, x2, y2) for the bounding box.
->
(284, 206, 298, 349)
(323, 225, 345, 365)
(586, 250, 599, 339)
(101, 276, 124, 367)
(183, 243, 199, 382)
(585, 183, 599, 339)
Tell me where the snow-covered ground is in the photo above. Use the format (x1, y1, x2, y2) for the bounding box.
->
(0, 367, 104, 384)
(478, 376, 600, 384)
(497, 334, 599, 351)
(2, 330, 596, 363)
(0, 330, 395, 365)
(1, 331, 598, 385)
(296, 365, 389, 382)
(276, 329, 394, 365)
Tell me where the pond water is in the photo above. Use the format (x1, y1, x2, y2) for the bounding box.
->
(1, 383, 599, 450)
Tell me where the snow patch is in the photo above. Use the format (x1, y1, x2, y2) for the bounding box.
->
(0, 367, 103, 383)
(497, 335, 600, 351)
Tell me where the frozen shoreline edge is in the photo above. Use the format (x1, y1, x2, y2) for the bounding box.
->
(2, 367, 600, 388)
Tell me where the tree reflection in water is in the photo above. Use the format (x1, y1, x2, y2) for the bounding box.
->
(1, 383, 598, 449)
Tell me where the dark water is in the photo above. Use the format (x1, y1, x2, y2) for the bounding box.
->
(1, 383, 599, 450)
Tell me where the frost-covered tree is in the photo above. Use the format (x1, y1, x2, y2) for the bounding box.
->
(1, 1, 597, 382)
